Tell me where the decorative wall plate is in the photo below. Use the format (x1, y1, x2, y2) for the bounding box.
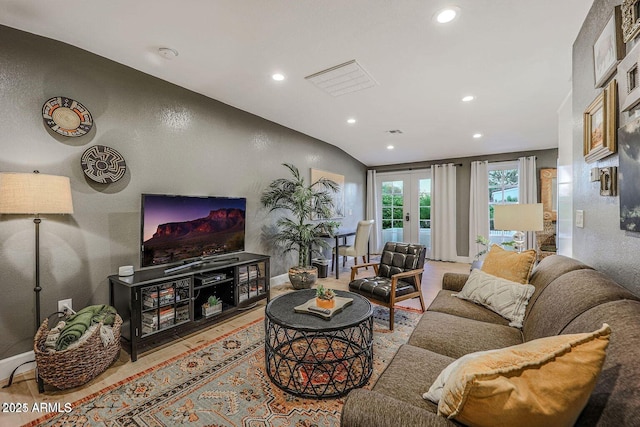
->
(42, 96, 93, 137)
(81, 145, 126, 183)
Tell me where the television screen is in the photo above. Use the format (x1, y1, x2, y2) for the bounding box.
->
(141, 194, 246, 267)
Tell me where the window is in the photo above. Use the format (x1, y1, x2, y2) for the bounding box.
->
(381, 180, 404, 231)
(488, 161, 519, 245)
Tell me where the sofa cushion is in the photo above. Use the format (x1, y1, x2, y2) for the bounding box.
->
(523, 269, 640, 342)
(525, 255, 593, 321)
(437, 324, 611, 427)
(562, 300, 640, 426)
(408, 311, 523, 359)
(481, 244, 536, 284)
(427, 289, 510, 326)
(455, 269, 534, 328)
(371, 344, 454, 415)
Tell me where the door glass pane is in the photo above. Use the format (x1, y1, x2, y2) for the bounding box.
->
(418, 178, 431, 249)
(488, 167, 519, 246)
(381, 180, 404, 243)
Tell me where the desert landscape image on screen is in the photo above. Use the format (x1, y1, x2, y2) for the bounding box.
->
(142, 194, 246, 267)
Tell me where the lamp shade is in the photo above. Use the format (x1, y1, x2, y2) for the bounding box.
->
(494, 203, 543, 232)
(0, 172, 74, 214)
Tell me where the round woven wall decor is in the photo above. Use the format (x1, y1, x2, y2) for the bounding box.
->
(42, 97, 93, 137)
(81, 145, 126, 184)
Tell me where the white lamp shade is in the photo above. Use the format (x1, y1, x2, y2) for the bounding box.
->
(494, 203, 543, 232)
(0, 172, 74, 214)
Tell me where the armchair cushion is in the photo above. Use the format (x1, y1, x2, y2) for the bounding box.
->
(378, 242, 424, 278)
(349, 276, 417, 303)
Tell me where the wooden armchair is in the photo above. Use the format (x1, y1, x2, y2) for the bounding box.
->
(348, 242, 426, 330)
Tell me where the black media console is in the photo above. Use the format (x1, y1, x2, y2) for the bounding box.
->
(109, 252, 269, 361)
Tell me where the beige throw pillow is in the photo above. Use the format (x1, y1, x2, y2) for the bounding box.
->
(436, 324, 610, 427)
(423, 348, 498, 404)
(481, 244, 536, 284)
(455, 269, 534, 328)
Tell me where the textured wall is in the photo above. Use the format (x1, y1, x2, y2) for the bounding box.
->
(572, 0, 640, 293)
(0, 25, 366, 358)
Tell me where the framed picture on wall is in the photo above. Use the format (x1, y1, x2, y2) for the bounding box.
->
(618, 39, 640, 112)
(310, 169, 345, 219)
(584, 79, 618, 163)
(539, 168, 557, 221)
(619, 116, 640, 231)
(622, 0, 640, 43)
(594, 6, 624, 88)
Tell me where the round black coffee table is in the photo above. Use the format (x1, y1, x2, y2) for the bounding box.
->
(264, 289, 374, 398)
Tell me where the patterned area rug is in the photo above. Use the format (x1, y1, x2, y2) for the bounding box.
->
(26, 306, 421, 427)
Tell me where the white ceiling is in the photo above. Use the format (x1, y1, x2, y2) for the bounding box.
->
(0, 0, 593, 167)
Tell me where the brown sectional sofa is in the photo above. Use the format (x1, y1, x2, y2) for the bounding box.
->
(341, 255, 640, 426)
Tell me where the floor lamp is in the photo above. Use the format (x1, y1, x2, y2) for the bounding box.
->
(0, 171, 73, 390)
(493, 203, 543, 252)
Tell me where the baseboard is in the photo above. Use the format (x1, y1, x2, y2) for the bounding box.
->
(0, 350, 35, 383)
(270, 273, 289, 288)
(0, 274, 289, 383)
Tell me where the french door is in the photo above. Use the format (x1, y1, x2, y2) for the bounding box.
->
(376, 170, 431, 254)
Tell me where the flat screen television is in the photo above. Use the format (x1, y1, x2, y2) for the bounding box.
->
(141, 194, 246, 268)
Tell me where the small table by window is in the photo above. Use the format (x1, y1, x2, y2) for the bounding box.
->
(264, 289, 374, 398)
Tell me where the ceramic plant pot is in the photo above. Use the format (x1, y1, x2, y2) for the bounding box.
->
(203, 303, 222, 318)
(315, 297, 335, 309)
(288, 266, 318, 290)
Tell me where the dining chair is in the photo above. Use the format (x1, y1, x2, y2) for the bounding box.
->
(332, 219, 374, 272)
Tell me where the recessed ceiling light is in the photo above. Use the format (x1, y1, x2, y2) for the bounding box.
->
(347, 118, 356, 124)
(435, 7, 460, 24)
(158, 47, 179, 60)
(272, 73, 285, 81)
(473, 133, 483, 139)
(387, 145, 395, 150)
(462, 95, 475, 102)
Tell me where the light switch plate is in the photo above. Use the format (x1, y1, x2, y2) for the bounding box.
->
(576, 210, 584, 228)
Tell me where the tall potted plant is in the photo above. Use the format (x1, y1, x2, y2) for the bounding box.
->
(261, 163, 340, 289)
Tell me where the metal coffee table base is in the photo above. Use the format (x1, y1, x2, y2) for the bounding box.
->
(265, 317, 374, 398)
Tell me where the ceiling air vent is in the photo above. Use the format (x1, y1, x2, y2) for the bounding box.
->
(305, 60, 378, 97)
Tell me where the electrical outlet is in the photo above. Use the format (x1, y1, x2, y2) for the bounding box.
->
(58, 299, 72, 317)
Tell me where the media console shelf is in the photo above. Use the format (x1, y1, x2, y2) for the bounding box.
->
(109, 252, 269, 361)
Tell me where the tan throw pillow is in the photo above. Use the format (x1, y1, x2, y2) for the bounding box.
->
(455, 269, 534, 328)
(437, 324, 611, 427)
(481, 244, 536, 283)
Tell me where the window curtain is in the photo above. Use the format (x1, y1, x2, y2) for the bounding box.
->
(469, 161, 489, 260)
(366, 169, 381, 253)
(431, 163, 457, 261)
(518, 156, 538, 250)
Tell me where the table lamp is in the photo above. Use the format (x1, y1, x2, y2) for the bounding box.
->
(0, 171, 74, 330)
(493, 203, 543, 252)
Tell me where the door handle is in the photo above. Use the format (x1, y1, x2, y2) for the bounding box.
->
(405, 212, 410, 221)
